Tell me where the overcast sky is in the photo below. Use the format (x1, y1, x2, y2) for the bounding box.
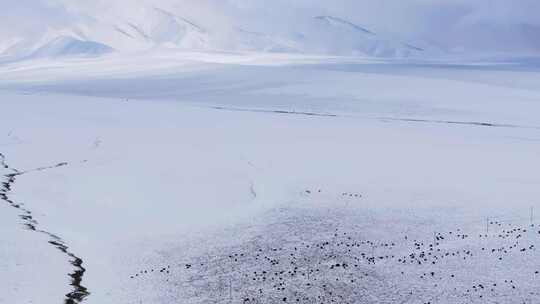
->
(1, 0, 539, 54)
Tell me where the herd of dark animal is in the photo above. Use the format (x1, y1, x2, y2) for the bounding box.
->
(128, 197, 540, 304)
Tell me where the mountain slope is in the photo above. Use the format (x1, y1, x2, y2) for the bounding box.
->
(111, 7, 209, 49)
(309, 16, 424, 57)
(29, 36, 114, 58)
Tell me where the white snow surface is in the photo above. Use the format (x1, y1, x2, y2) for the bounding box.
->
(1, 52, 540, 303)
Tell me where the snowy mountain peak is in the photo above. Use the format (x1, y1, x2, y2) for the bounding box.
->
(29, 36, 114, 59)
(152, 7, 206, 34)
(109, 7, 209, 50)
(308, 15, 424, 57)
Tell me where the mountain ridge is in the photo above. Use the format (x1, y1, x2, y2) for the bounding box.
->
(0, 4, 427, 61)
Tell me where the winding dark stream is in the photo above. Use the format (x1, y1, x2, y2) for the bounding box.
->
(0, 152, 90, 304)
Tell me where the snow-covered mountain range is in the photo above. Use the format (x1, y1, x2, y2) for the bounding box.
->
(1, 0, 540, 60)
(1, 7, 425, 60)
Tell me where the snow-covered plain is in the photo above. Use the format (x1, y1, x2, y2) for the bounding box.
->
(1, 52, 540, 304)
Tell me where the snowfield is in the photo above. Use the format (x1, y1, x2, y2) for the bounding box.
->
(1, 52, 540, 304)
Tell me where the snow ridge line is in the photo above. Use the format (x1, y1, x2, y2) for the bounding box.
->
(0, 152, 90, 304)
(378, 117, 540, 130)
(208, 106, 540, 130)
(210, 106, 338, 117)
